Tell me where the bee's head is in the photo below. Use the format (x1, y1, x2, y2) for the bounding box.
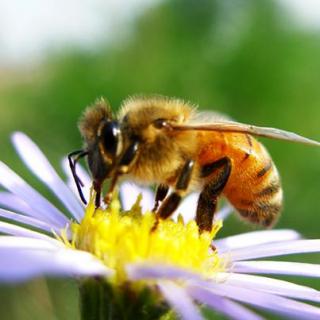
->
(74, 97, 141, 207)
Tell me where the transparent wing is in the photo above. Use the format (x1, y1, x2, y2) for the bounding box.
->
(170, 121, 320, 146)
(190, 110, 233, 123)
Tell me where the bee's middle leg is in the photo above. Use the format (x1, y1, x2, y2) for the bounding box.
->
(152, 184, 169, 212)
(156, 159, 195, 220)
(196, 157, 231, 233)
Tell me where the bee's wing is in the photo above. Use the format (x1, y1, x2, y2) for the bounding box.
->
(190, 110, 233, 123)
(171, 121, 320, 146)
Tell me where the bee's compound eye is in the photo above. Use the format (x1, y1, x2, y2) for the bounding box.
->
(101, 121, 120, 158)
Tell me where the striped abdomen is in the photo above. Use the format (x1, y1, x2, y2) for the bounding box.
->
(198, 131, 283, 227)
(224, 134, 283, 227)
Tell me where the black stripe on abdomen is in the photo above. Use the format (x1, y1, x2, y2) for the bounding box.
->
(257, 161, 272, 178)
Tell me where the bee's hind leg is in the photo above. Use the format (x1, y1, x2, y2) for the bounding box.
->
(155, 159, 195, 221)
(196, 157, 231, 233)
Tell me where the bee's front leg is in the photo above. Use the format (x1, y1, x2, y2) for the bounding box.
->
(104, 140, 140, 205)
(93, 180, 102, 208)
(155, 159, 195, 221)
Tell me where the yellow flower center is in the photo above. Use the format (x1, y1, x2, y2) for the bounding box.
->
(67, 194, 223, 283)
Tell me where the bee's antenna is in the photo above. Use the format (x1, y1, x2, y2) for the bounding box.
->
(68, 149, 89, 205)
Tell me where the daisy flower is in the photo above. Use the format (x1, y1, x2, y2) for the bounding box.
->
(0, 132, 320, 319)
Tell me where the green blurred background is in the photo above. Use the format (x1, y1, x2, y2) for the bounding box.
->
(0, 0, 319, 319)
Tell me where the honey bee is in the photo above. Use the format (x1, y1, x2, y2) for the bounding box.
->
(69, 96, 320, 232)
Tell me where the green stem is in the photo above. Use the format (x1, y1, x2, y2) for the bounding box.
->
(79, 278, 173, 320)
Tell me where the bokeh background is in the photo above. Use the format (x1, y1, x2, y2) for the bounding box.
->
(0, 0, 319, 319)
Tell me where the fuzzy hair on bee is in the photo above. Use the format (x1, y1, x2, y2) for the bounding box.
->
(69, 95, 320, 233)
(79, 98, 112, 144)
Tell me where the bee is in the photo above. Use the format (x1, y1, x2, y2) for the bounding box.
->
(69, 96, 320, 232)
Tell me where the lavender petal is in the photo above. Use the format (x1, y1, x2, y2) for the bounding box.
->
(0, 161, 68, 227)
(0, 191, 36, 218)
(216, 272, 320, 303)
(216, 229, 301, 252)
(126, 263, 201, 282)
(222, 239, 320, 261)
(233, 261, 320, 277)
(188, 285, 264, 320)
(0, 236, 61, 250)
(189, 282, 320, 320)
(0, 244, 112, 282)
(119, 182, 154, 212)
(158, 281, 203, 320)
(215, 204, 234, 221)
(173, 192, 199, 222)
(0, 221, 60, 242)
(12, 132, 83, 221)
(0, 208, 57, 233)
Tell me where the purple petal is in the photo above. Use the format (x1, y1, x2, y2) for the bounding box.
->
(0, 221, 60, 242)
(119, 182, 154, 212)
(158, 281, 203, 320)
(173, 192, 199, 222)
(0, 161, 68, 227)
(126, 263, 201, 282)
(223, 239, 320, 261)
(0, 242, 112, 283)
(174, 198, 232, 223)
(215, 204, 233, 221)
(233, 261, 320, 278)
(0, 191, 37, 218)
(189, 282, 320, 320)
(215, 229, 301, 252)
(12, 132, 83, 221)
(0, 236, 61, 250)
(0, 208, 57, 233)
(61, 158, 91, 206)
(173, 197, 233, 223)
(216, 272, 320, 303)
(188, 285, 264, 320)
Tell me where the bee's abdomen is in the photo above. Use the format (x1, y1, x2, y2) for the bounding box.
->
(223, 136, 283, 227)
(197, 132, 283, 227)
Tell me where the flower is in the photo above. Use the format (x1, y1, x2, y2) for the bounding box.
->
(0, 132, 320, 319)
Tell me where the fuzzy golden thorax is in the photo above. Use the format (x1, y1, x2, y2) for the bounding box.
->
(118, 96, 199, 184)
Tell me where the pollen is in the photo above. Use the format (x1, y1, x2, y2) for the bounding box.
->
(69, 194, 223, 283)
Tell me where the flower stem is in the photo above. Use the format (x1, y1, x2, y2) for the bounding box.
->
(79, 277, 173, 320)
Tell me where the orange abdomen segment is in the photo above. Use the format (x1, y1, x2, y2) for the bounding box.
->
(197, 131, 283, 227)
